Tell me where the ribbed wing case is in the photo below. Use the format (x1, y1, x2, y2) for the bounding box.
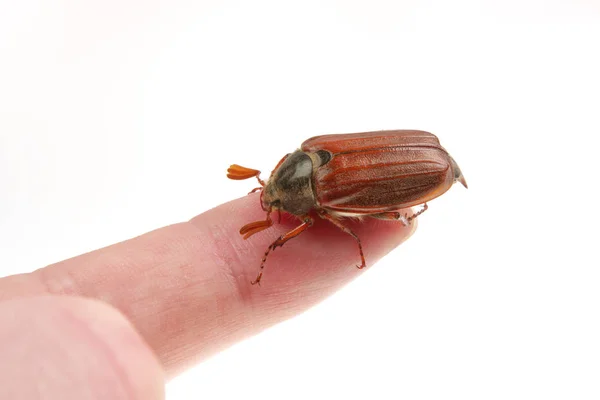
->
(301, 130, 455, 213)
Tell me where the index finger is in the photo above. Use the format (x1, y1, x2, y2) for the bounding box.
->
(0, 194, 416, 378)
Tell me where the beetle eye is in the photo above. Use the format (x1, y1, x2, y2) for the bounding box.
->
(271, 200, 281, 207)
(315, 150, 332, 166)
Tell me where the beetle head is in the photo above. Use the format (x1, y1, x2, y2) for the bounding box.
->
(260, 187, 279, 212)
(261, 150, 316, 216)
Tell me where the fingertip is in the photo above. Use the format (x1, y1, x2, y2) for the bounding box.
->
(349, 211, 418, 249)
(193, 194, 418, 290)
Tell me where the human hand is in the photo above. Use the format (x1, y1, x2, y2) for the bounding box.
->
(0, 195, 415, 399)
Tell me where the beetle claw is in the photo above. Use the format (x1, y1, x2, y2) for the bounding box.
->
(251, 274, 262, 286)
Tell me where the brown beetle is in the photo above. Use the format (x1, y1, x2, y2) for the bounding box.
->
(227, 130, 467, 284)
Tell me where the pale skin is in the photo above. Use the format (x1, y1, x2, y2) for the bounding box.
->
(0, 195, 416, 399)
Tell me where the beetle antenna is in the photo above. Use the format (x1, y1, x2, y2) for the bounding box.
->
(239, 210, 274, 239)
(227, 164, 265, 186)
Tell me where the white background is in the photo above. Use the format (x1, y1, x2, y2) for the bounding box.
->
(1, 0, 599, 399)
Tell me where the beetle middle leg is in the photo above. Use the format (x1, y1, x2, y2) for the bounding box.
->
(251, 215, 314, 285)
(318, 210, 366, 270)
(371, 203, 428, 226)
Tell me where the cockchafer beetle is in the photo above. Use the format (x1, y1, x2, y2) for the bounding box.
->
(227, 130, 467, 285)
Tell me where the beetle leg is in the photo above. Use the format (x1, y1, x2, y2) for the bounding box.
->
(248, 187, 263, 194)
(371, 203, 428, 226)
(251, 216, 314, 285)
(371, 211, 409, 225)
(227, 164, 266, 186)
(407, 203, 428, 223)
(318, 211, 366, 270)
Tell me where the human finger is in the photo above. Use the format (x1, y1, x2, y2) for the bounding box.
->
(0, 195, 416, 377)
(0, 296, 164, 400)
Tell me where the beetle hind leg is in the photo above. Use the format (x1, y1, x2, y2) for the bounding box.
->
(318, 211, 366, 270)
(371, 203, 428, 226)
(372, 211, 409, 225)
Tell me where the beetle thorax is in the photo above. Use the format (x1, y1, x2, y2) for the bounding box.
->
(262, 150, 316, 216)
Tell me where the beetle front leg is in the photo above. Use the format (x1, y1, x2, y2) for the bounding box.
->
(318, 211, 366, 270)
(252, 216, 314, 285)
(371, 203, 428, 226)
(248, 187, 263, 194)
